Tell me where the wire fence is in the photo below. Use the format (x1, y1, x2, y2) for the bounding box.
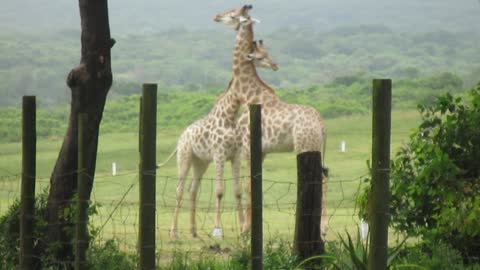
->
(0, 165, 365, 260)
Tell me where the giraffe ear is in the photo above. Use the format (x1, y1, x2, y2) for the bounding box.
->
(246, 54, 255, 61)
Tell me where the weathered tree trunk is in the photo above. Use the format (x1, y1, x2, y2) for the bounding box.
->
(45, 0, 114, 267)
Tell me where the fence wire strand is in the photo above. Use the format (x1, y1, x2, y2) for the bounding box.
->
(0, 164, 367, 265)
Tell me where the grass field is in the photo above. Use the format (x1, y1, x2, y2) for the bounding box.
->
(0, 110, 420, 262)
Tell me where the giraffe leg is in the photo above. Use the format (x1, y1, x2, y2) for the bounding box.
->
(170, 151, 191, 240)
(189, 159, 208, 238)
(231, 153, 244, 232)
(213, 157, 225, 237)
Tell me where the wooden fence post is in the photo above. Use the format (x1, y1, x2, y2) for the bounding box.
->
(138, 84, 157, 270)
(75, 113, 89, 270)
(294, 151, 325, 264)
(139, 96, 143, 153)
(20, 96, 36, 270)
(250, 104, 263, 270)
(368, 79, 392, 270)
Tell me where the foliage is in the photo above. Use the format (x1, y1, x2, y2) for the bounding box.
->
(392, 242, 477, 270)
(86, 239, 137, 270)
(0, 190, 135, 269)
(0, 72, 466, 143)
(164, 251, 230, 270)
(0, 190, 49, 269)
(296, 230, 409, 270)
(358, 83, 480, 261)
(263, 239, 299, 269)
(1, 22, 479, 107)
(160, 239, 297, 269)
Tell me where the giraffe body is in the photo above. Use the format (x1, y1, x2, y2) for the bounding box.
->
(214, 8, 328, 236)
(234, 80, 328, 235)
(169, 88, 244, 239)
(169, 9, 267, 238)
(238, 102, 326, 154)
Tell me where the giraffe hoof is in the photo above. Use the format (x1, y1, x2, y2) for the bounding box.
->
(212, 227, 223, 237)
(170, 229, 179, 240)
(241, 224, 251, 235)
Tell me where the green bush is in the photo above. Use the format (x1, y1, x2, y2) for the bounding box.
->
(300, 230, 408, 270)
(0, 190, 49, 269)
(393, 242, 480, 270)
(0, 191, 135, 269)
(160, 239, 298, 270)
(87, 239, 136, 270)
(358, 83, 480, 262)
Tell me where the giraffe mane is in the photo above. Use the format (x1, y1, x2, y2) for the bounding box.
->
(215, 78, 234, 102)
(251, 66, 276, 95)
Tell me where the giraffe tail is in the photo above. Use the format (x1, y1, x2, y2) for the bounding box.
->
(156, 148, 177, 168)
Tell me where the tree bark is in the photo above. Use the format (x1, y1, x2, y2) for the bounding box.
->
(45, 0, 114, 268)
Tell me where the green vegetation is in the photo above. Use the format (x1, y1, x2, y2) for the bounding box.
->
(1, 24, 479, 106)
(0, 108, 419, 268)
(1, 93, 479, 267)
(0, 72, 464, 143)
(358, 83, 480, 262)
(0, 191, 137, 269)
(2, 1, 479, 267)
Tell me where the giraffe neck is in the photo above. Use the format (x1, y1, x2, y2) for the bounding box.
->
(231, 23, 279, 105)
(232, 23, 256, 78)
(243, 77, 279, 105)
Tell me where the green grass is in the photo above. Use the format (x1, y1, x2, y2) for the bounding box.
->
(0, 110, 420, 265)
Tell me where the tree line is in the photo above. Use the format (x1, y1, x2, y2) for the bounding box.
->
(0, 25, 479, 106)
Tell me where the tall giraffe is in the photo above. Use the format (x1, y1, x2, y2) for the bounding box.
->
(166, 8, 277, 239)
(165, 83, 243, 239)
(215, 10, 328, 236)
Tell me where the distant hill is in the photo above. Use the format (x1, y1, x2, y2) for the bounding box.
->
(1, 0, 479, 106)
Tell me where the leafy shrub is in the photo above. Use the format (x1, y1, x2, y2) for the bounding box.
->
(358, 83, 480, 261)
(0, 191, 135, 269)
(87, 239, 136, 270)
(393, 242, 480, 270)
(298, 230, 408, 270)
(0, 190, 49, 269)
(263, 239, 298, 270)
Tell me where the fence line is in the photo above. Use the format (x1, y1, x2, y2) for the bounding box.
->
(0, 172, 365, 248)
(0, 79, 399, 268)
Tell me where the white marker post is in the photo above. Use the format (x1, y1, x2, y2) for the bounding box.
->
(360, 218, 369, 240)
(340, 140, 346, 153)
(112, 162, 117, 176)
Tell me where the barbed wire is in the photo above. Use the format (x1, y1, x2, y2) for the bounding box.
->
(0, 166, 366, 265)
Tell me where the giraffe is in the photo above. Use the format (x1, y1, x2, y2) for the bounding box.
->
(165, 83, 243, 240)
(164, 8, 278, 239)
(215, 10, 329, 236)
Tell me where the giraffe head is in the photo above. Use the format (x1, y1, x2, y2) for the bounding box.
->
(213, 5, 256, 30)
(248, 40, 279, 71)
